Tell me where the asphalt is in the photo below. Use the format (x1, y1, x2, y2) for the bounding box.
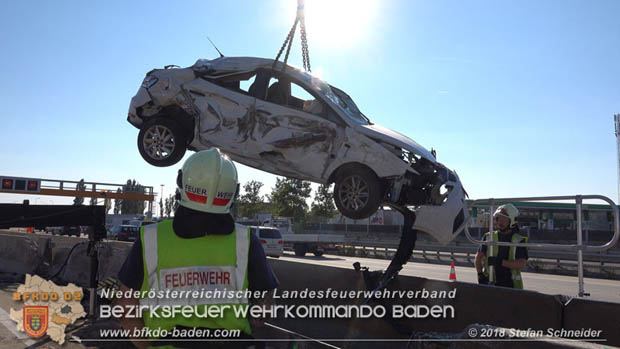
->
(275, 251, 620, 304)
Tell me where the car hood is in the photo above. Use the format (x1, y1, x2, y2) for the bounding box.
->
(355, 124, 436, 163)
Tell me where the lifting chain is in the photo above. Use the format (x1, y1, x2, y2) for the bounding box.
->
(300, 18, 311, 72)
(273, 0, 311, 73)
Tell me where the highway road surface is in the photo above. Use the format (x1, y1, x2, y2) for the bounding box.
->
(276, 251, 620, 304)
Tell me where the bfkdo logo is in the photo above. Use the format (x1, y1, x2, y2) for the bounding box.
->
(23, 306, 48, 337)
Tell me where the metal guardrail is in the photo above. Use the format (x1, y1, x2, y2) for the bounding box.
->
(339, 240, 620, 266)
(464, 195, 620, 297)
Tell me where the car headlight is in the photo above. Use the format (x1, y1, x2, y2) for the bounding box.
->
(141, 75, 159, 89)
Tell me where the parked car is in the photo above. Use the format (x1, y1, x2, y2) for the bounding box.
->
(117, 225, 140, 242)
(251, 226, 283, 258)
(62, 226, 82, 237)
(45, 226, 63, 235)
(129, 220, 157, 228)
(107, 225, 121, 240)
(127, 57, 468, 243)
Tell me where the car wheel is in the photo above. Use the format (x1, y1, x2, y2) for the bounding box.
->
(333, 164, 382, 220)
(138, 117, 187, 167)
(313, 251, 324, 257)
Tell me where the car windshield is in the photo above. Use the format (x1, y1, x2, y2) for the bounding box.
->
(298, 71, 369, 124)
(330, 87, 370, 124)
(259, 229, 282, 239)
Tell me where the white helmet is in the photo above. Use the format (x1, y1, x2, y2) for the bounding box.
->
(178, 148, 238, 214)
(493, 203, 519, 227)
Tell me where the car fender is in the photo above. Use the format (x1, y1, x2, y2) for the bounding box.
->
(355, 124, 436, 163)
(144, 68, 196, 109)
(324, 127, 412, 182)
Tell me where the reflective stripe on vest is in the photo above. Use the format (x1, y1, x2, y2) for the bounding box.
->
(143, 224, 158, 293)
(482, 231, 499, 277)
(509, 233, 527, 288)
(139, 223, 249, 307)
(483, 231, 526, 287)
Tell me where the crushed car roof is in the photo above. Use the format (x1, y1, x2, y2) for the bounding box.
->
(193, 56, 298, 74)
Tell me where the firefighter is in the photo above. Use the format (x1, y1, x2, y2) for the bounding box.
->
(475, 203, 528, 289)
(117, 148, 278, 348)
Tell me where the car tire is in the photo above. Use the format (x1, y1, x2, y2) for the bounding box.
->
(138, 117, 187, 167)
(294, 244, 307, 257)
(313, 251, 324, 257)
(333, 164, 382, 220)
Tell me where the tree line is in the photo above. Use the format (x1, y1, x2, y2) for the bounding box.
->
(235, 178, 337, 223)
(78, 177, 337, 222)
(73, 179, 151, 216)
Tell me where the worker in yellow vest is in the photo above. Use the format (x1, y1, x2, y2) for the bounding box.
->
(475, 204, 528, 289)
(116, 148, 278, 348)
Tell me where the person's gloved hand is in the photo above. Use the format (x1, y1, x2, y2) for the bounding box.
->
(487, 256, 503, 268)
(477, 272, 489, 285)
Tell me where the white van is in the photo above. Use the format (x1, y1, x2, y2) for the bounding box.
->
(251, 226, 283, 258)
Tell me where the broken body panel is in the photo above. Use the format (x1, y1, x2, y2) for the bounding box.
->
(127, 57, 469, 244)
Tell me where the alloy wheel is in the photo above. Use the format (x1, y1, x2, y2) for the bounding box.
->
(338, 175, 370, 211)
(143, 125, 175, 160)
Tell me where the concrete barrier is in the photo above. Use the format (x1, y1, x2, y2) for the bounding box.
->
(0, 234, 46, 274)
(268, 259, 564, 343)
(57, 243, 132, 287)
(563, 298, 620, 347)
(389, 277, 563, 333)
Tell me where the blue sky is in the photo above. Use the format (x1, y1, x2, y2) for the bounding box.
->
(1, 0, 619, 213)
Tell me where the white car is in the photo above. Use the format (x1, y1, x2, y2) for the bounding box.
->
(251, 226, 284, 258)
(128, 57, 468, 242)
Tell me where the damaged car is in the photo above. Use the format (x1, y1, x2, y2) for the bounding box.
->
(127, 57, 468, 242)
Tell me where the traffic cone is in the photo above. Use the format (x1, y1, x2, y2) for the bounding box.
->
(449, 261, 457, 281)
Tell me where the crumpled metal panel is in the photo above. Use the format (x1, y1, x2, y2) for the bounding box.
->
(146, 68, 195, 108)
(356, 123, 436, 163)
(324, 127, 412, 180)
(185, 75, 412, 182)
(185, 79, 355, 182)
(412, 171, 469, 245)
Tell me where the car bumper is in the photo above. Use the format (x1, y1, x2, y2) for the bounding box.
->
(263, 246, 284, 257)
(412, 170, 469, 245)
(127, 87, 151, 128)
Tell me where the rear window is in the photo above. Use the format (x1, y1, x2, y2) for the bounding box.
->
(259, 229, 282, 239)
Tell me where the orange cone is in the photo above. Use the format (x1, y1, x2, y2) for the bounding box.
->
(449, 261, 457, 281)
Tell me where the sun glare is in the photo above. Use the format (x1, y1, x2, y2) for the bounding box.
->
(293, 0, 379, 48)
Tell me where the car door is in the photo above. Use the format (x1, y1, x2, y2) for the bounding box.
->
(182, 72, 258, 157)
(248, 70, 346, 181)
